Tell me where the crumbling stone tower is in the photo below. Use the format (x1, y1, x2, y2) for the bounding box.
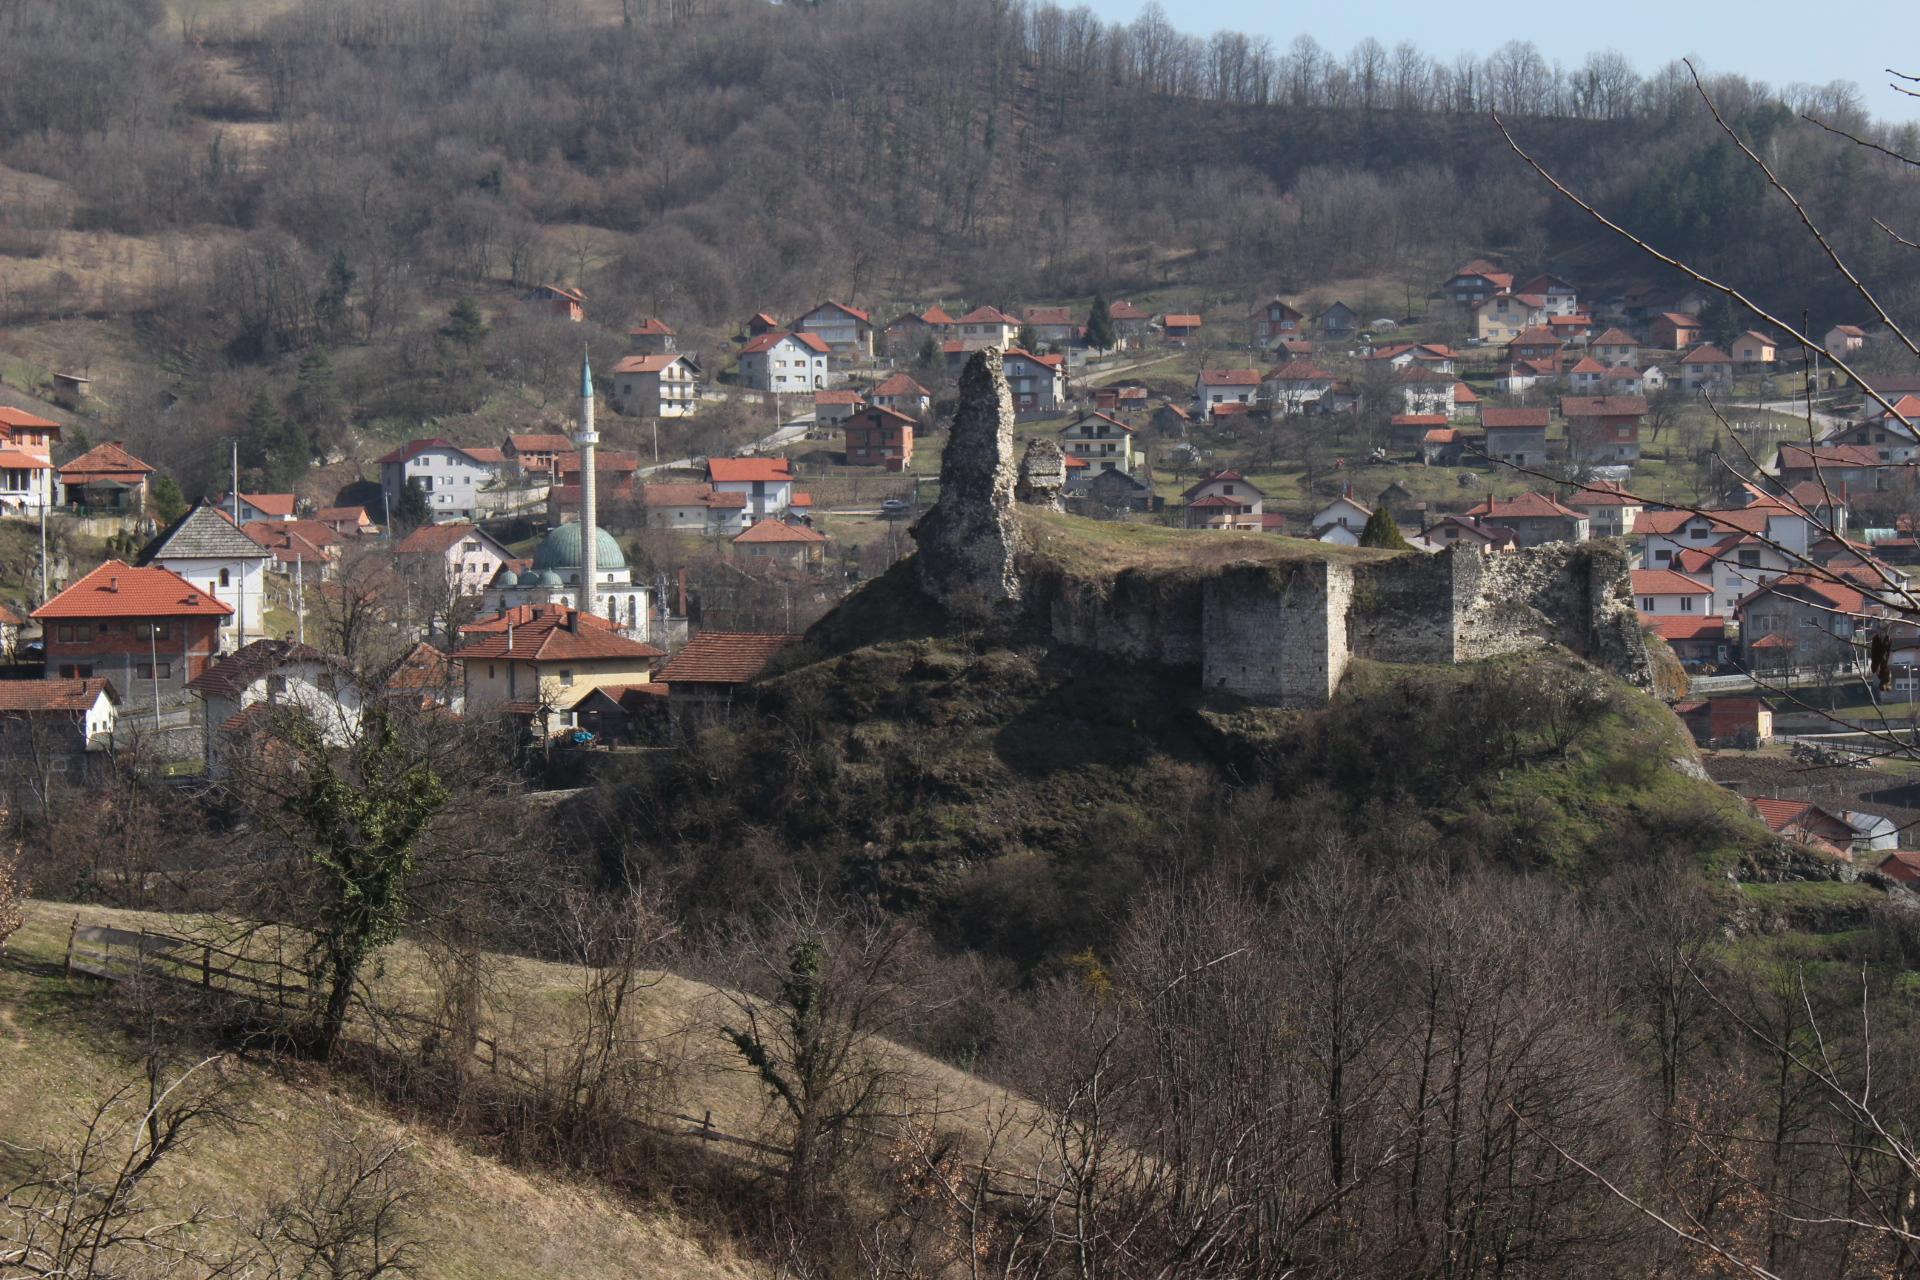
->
(1015, 438, 1066, 510)
(913, 348, 1024, 606)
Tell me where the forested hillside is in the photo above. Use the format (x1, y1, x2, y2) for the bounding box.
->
(1, 0, 1915, 495)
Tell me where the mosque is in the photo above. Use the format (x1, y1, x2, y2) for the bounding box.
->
(483, 352, 651, 640)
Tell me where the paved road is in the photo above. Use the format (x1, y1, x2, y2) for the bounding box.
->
(1726, 397, 1851, 434)
(638, 416, 814, 478)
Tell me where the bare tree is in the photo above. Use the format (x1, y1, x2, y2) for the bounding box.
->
(255, 1122, 422, 1280)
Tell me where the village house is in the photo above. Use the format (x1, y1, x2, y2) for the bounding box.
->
(1108, 301, 1150, 346)
(1650, 313, 1704, 351)
(244, 520, 338, 579)
(1421, 426, 1473, 466)
(707, 456, 798, 519)
(58, 442, 154, 516)
(1072, 468, 1158, 513)
(1253, 299, 1304, 350)
(1419, 514, 1516, 554)
(1152, 403, 1191, 436)
(1679, 345, 1733, 393)
(1366, 343, 1456, 374)
(1567, 357, 1609, 394)
(954, 306, 1021, 351)
(1463, 492, 1589, 547)
(1731, 331, 1777, 370)
(1397, 367, 1455, 416)
(1563, 481, 1643, 540)
(1562, 395, 1648, 464)
(1506, 327, 1565, 367)
(186, 638, 360, 777)
(1023, 307, 1080, 347)
(1645, 616, 1730, 667)
(34, 560, 231, 691)
(1002, 349, 1067, 414)
(1601, 365, 1654, 396)
(1160, 313, 1204, 346)
(1633, 568, 1713, 617)
(812, 389, 866, 427)
(1311, 494, 1373, 545)
(1590, 328, 1640, 367)
(1059, 412, 1139, 476)
(1776, 443, 1888, 494)
(377, 439, 507, 523)
(215, 492, 298, 523)
(792, 301, 874, 359)
(1195, 368, 1263, 413)
(654, 630, 799, 724)
(138, 501, 271, 648)
(452, 605, 663, 737)
(868, 372, 931, 417)
(626, 318, 676, 354)
(1315, 302, 1359, 337)
(746, 312, 782, 337)
(1180, 471, 1270, 530)
(1672, 696, 1770, 745)
(1548, 314, 1595, 345)
(642, 482, 749, 535)
(610, 353, 700, 418)
(1450, 382, 1481, 422)
(0, 406, 60, 514)
(1515, 273, 1579, 316)
(1746, 797, 1859, 859)
(737, 331, 832, 393)
(1389, 413, 1449, 449)
(1820, 399, 1920, 462)
(0, 678, 119, 765)
(501, 433, 574, 476)
(732, 518, 827, 567)
(395, 521, 514, 602)
(1825, 324, 1868, 354)
(1443, 259, 1514, 307)
(883, 305, 954, 350)
(1472, 292, 1547, 344)
(525, 283, 586, 321)
(844, 405, 916, 471)
(1738, 569, 1882, 673)
(1262, 361, 1335, 414)
(1479, 407, 1551, 468)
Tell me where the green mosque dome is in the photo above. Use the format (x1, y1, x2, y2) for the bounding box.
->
(530, 522, 625, 574)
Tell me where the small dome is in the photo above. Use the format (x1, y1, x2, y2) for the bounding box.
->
(531, 522, 626, 573)
(489, 564, 517, 585)
(537, 570, 564, 588)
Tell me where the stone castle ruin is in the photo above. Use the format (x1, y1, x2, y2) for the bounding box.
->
(913, 349, 1651, 708)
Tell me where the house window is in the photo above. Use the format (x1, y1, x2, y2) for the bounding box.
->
(59, 664, 93, 678)
(219, 568, 231, 587)
(1654, 550, 1672, 564)
(268, 674, 287, 696)
(137, 662, 172, 680)
(1680, 598, 1695, 612)
(74, 623, 91, 642)
(1642, 597, 1654, 610)
(559, 669, 574, 686)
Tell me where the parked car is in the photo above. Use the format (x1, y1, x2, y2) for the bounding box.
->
(881, 497, 910, 518)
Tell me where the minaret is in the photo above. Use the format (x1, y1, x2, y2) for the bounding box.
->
(575, 347, 599, 618)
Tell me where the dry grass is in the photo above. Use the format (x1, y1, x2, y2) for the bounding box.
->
(1017, 507, 1395, 578)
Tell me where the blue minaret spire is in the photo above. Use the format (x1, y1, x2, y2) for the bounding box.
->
(580, 345, 594, 400)
(575, 346, 600, 618)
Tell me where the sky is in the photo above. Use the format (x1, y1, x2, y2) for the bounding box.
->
(1081, 0, 1920, 123)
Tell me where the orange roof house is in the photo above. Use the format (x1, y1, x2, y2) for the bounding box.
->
(33, 560, 232, 689)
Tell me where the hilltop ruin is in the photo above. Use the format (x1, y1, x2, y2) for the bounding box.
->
(912, 348, 1651, 708)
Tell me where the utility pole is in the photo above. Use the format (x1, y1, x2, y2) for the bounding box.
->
(230, 439, 239, 526)
(37, 499, 47, 603)
(148, 624, 161, 724)
(295, 552, 305, 646)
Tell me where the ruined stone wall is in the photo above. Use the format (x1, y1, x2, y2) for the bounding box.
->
(1200, 562, 1352, 707)
(1045, 572, 1206, 668)
(1345, 552, 1463, 664)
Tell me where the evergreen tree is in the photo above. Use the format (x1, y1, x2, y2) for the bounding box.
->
(916, 334, 938, 371)
(393, 477, 432, 531)
(240, 387, 312, 492)
(1016, 324, 1037, 351)
(291, 349, 341, 429)
(442, 298, 487, 350)
(1359, 505, 1413, 550)
(149, 474, 186, 524)
(1086, 293, 1118, 351)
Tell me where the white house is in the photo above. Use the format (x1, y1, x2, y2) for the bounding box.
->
(1262, 361, 1336, 414)
(707, 456, 796, 519)
(737, 332, 831, 393)
(137, 500, 273, 648)
(394, 521, 516, 602)
(1059, 412, 1139, 476)
(1825, 324, 1867, 354)
(1002, 349, 1067, 413)
(1398, 368, 1455, 416)
(642, 482, 751, 534)
(792, 301, 874, 358)
(1195, 369, 1262, 413)
(185, 639, 361, 778)
(214, 492, 298, 523)
(610, 353, 699, 418)
(953, 306, 1021, 351)
(1312, 495, 1373, 544)
(0, 405, 60, 515)
(1515, 273, 1579, 317)
(1632, 568, 1714, 617)
(376, 439, 509, 523)
(0, 677, 118, 759)
(868, 372, 932, 417)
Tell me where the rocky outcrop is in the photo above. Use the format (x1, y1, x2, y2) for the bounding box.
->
(913, 348, 1024, 607)
(1015, 438, 1067, 510)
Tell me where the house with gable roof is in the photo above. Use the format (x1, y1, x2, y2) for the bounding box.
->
(377, 439, 508, 522)
(34, 560, 231, 691)
(1253, 298, 1304, 350)
(737, 331, 831, 392)
(883, 305, 955, 350)
(1679, 345, 1733, 392)
(1023, 306, 1080, 347)
(0, 678, 119, 764)
(1825, 324, 1868, 354)
(1472, 292, 1547, 344)
(1443, 259, 1513, 307)
(1515, 273, 1579, 317)
(1462, 492, 1588, 547)
(138, 500, 272, 648)
(732, 519, 827, 567)
(1479, 407, 1550, 468)
(1776, 443, 1888, 494)
(58, 442, 155, 515)
(502, 433, 575, 476)
(1002, 349, 1067, 413)
(1195, 368, 1263, 413)
(1563, 481, 1643, 540)
(626, 318, 676, 354)
(1651, 313, 1704, 351)
(1562, 395, 1648, 464)
(394, 520, 515, 604)
(1738, 568, 1885, 672)
(844, 405, 916, 471)
(1107, 301, 1150, 347)
(1180, 471, 1270, 530)
(1731, 331, 1777, 369)
(1060, 411, 1139, 476)
(453, 605, 663, 736)
(707, 456, 796, 518)
(187, 638, 361, 776)
(793, 301, 874, 359)
(642, 482, 748, 534)
(954, 306, 1021, 351)
(610, 353, 700, 418)
(868, 372, 932, 417)
(0, 405, 60, 514)
(1311, 494, 1373, 546)
(1590, 328, 1640, 367)
(654, 631, 799, 724)
(1160, 313, 1204, 346)
(1262, 360, 1335, 414)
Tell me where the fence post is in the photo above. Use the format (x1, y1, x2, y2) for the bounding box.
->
(201, 944, 212, 988)
(701, 1109, 713, 1142)
(64, 914, 77, 977)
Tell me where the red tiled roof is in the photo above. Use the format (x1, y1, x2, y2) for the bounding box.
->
(0, 407, 59, 430)
(956, 306, 1018, 325)
(814, 389, 865, 406)
(644, 482, 735, 508)
(1832, 324, 1867, 338)
(1593, 328, 1638, 346)
(1423, 427, 1460, 443)
(1566, 481, 1640, 508)
(741, 330, 830, 355)
(1569, 357, 1609, 374)
(611, 353, 688, 374)
(628, 318, 675, 336)
(33, 560, 232, 619)
(1481, 407, 1550, 428)
(58, 442, 154, 480)
(655, 631, 800, 685)
(1466, 492, 1584, 520)
(801, 300, 871, 324)
(1656, 312, 1701, 328)
(0, 449, 52, 470)
(1681, 344, 1732, 365)
(707, 456, 794, 484)
(1633, 569, 1712, 595)
(1161, 313, 1203, 328)
(733, 520, 826, 544)
(1642, 616, 1726, 641)
(0, 677, 117, 713)
(872, 373, 930, 398)
(395, 521, 499, 556)
(506, 433, 573, 453)
(1507, 326, 1561, 346)
(1452, 382, 1480, 403)
(1201, 368, 1263, 386)
(1779, 443, 1882, 470)
(451, 607, 663, 663)
(1108, 301, 1147, 321)
(1633, 506, 1774, 537)
(1392, 413, 1448, 426)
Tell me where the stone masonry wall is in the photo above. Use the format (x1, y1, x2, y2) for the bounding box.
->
(1200, 562, 1352, 707)
(1046, 572, 1206, 668)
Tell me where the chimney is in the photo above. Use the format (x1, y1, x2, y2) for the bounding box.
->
(107, 575, 118, 592)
